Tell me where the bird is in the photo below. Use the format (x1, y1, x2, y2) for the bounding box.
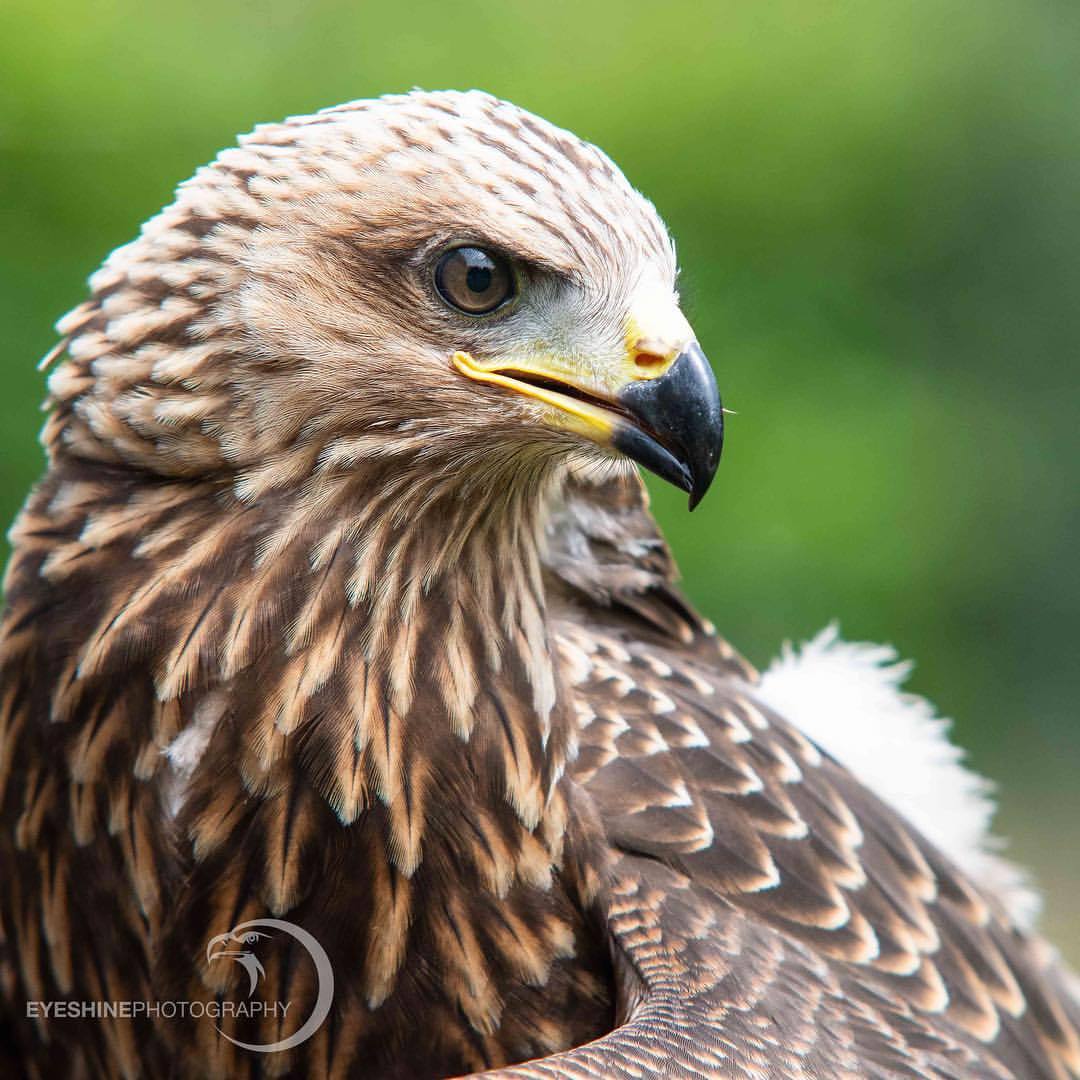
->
(0, 89, 1077, 1079)
(205, 926, 271, 998)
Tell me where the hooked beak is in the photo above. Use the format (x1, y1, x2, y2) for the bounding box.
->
(611, 342, 722, 509)
(205, 930, 256, 965)
(451, 338, 723, 509)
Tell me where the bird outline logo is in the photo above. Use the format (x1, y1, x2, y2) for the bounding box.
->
(203, 917, 335, 1053)
(205, 927, 270, 997)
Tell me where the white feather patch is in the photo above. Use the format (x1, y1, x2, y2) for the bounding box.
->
(161, 691, 227, 817)
(757, 624, 1041, 929)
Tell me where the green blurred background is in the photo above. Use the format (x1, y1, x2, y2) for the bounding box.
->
(0, 1, 1076, 958)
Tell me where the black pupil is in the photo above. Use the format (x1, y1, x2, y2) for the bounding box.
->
(466, 264, 493, 294)
(435, 246, 513, 314)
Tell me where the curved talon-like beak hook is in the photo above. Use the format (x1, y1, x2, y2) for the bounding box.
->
(451, 333, 724, 509)
(613, 342, 723, 509)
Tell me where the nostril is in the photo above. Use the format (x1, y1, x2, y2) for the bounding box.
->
(633, 350, 667, 373)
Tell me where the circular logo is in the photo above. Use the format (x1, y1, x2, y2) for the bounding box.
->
(205, 917, 335, 1053)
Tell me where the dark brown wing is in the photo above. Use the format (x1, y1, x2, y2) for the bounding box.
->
(516, 469, 1080, 1080)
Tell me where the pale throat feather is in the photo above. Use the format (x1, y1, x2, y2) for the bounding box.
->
(334, 453, 575, 803)
(142, 445, 580, 867)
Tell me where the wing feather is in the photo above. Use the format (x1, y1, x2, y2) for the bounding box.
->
(531, 469, 1080, 1079)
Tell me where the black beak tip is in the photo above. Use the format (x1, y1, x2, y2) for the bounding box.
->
(616, 342, 723, 510)
(688, 425, 723, 511)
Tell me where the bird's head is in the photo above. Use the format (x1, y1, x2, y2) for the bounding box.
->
(205, 926, 270, 997)
(50, 91, 722, 509)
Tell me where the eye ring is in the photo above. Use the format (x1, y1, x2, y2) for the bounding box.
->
(434, 246, 516, 316)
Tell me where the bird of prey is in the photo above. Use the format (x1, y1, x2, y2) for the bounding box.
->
(205, 927, 271, 998)
(0, 91, 1077, 1079)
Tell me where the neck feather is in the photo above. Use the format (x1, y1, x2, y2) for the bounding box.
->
(8, 450, 612, 1048)
(38, 450, 577, 873)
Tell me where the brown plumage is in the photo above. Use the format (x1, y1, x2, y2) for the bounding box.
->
(1, 91, 1077, 1079)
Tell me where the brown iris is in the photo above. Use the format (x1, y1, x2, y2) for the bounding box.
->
(434, 246, 515, 315)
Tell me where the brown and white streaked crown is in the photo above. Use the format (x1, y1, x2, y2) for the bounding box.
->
(43, 91, 676, 484)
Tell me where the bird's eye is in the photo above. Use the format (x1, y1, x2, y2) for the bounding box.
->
(434, 247, 515, 315)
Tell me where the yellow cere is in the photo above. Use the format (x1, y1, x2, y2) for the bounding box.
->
(622, 315, 679, 381)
